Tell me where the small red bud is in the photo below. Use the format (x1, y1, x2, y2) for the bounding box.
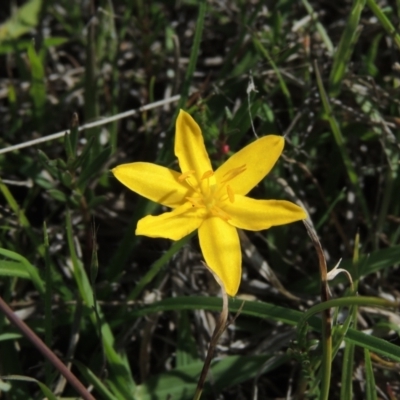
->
(222, 144, 230, 154)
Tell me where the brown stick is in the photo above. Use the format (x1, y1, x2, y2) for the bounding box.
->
(0, 296, 96, 400)
(193, 285, 229, 400)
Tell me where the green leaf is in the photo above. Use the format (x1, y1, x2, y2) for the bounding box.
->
(28, 42, 46, 120)
(364, 349, 377, 400)
(0, 333, 22, 342)
(37, 150, 60, 179)
(329, 0, 365, 95)
(292, 245, 400, 293)
(65, 211, 136, 398)
(77, 146, 112, 188)
(366, 0, 400, 50)
(315, 63, 371, 228)
(127, 296, 400, 364)
(176, 311, 200, 367)
(87, 195, 106, 209)
(74, 361, 118, 400)
(0, 260, 31, 279)
(47, 189, 67, 202)
(227, 98, 263, 149)
(1, 376, 58, 400)
(340, 341, 355, 399)
(136, 354, 287, 400)
(0, 0, 42, 42)
(0, 249, 45, 294)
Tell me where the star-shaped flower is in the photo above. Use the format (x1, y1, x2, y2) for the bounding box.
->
(112, 110, 306, 296)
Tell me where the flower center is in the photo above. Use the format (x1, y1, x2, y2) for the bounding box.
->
(179, 164, 246, 220)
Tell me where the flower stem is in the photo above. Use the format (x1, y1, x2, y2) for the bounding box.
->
(193, 288, 229, 400)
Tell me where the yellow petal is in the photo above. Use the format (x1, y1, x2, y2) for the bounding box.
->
(112, 162, 189, 208)
(136, 202, 204, 240)
(198, 217, 241, 296)
(175, 110, 212, 180)
(215, 135, 284, 195)
(224, 195, 307, 230)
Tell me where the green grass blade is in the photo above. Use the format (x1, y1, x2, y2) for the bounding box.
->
(28, 41, 46, 122)
(74, 360, 118, 400)
(43, 222, 53, 386)
(366, 0, 400, 49)
(77, 146, 111, 188)
(126, 296, 400, 363)
(329, 0, 365, 95)
(176, 0, 207, 110)
(252, 35, 294, 119)
(65, 211, 136, 399)
(292, 245, 400, 293)
(84, 13, 101, 157)
(1, 376, 58, 400)
(0, 0, 42, 42)
(0, 178, 44, 255)
(126, 232, 194, 302)
(340, 233, 360, 399)
(0, 248, 45, 295)
(136, 354, 288, 400)
(364, 348, 377, 400)
(315, 62, 371, 228)
(301, 0, 334, 54)
(106, 198, 157, 280)
(340, 341, 355, 399)
(176, 311, 200, 368)
(0, 260, 31, 279)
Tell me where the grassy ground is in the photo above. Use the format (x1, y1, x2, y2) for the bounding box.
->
(1, 0, 400, 399)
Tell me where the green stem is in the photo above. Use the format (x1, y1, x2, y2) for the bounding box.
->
(177, 0, 207, 110)
(298, 296, 399, 331)
(303, 221, 331, 400)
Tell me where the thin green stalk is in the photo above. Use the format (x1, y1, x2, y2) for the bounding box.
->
(218, 3, 263, 78)
(65, 211, 136, 399)
(84, 2, 100, 158)
(366, 0, 400, 50)
(43, 222, 52, 386)
(301, 0, 334, 55)
(375, 168, 393, 248)
(340, 233, 360, 399)
(298, 296, 398, 328)
(329, 0, 365, 95)
(252, 35, 294, 119)
(0, 178, 44, 256)
(364, 349, 378, 400)
(176, 0, 207, 111)
(303, 221, 331, 400)
(314, 62, 372, 229)
(126, 232, 194, 303)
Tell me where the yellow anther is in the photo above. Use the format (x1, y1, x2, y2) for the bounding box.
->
(179, 170, 195, 181)
(221, 164, 246, 183)
(227, 185, 235, 203)
(201, 170, 214, 180)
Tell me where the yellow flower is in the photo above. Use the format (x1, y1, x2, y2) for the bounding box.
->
(112, 110, 306, 296)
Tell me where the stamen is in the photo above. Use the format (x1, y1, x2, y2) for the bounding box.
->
(221, 164, 246, 183)
(179, 170, 195, 181)
(227, 185, 235, 203)
(186, 196, 204, 208)
(201, 170, 214, 180)
(210, 206, 231, 221)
